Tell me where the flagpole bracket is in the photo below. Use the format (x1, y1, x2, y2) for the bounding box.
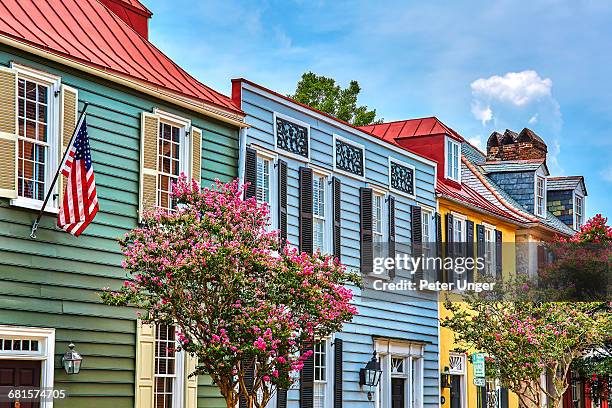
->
(30, 219, 40, 239)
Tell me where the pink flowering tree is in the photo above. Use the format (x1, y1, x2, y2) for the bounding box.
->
(101, 176, 360, 408)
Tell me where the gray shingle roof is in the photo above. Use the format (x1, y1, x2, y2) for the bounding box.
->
(547, 176, 586, 194)
(480, 161, 545, 173)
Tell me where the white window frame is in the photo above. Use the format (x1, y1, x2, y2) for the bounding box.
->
(420, 206, 435, 277)
(273, 112, 311, 162)
(388, 157, 417, 199)
(154, 324, 185, 408)
(313, 337, 334, 408)
(574, 193, 584, 230)
(10, 64, 61, 213)
(534, 175, 546, 218)
(250, 146, 278, 231)
(0, 325, 55, 408)
(452, 212, 467, 243)
(444, 137, 461, 183)
(313, 169, 330, 254)
(483, 223, 496, 277)
(332, 134, 366, 181)
(372, 189, 386, 245)
(375, 339, 425, 408)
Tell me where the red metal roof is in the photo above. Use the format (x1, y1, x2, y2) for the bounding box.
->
(359, 117, 464, 142)
(113, 0, 152, 16)
(0, 0, 241, 115)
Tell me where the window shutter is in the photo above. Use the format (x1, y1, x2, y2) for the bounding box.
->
(278, 159, 288, 247)
(135, 320, 155, 408)
(411, 205, 423, 281)
(185, 354, 198, 408)
(300, 346, 314, 408)
(0, 67, 17, 198)
(140, 112, 160, 220)
(466, 220, 474, 283)
(332, 177, 342, 260)
(476, 224, 485, 277)
(495, 229, 503, 275)
(58, 85, 78, 204)
(190, 126, 202, 184)
(445, 213, 454, 283)
(360, 187, 373, 275)
(500, 387, 509, 408)
(239, 358, 255, 408)
(388, 196, 396, 278)
(244, 147, 257, 200)
(277, 388, 288, 408)
(333, 339, 343, 408)
(299, 167, 314, 254)
(435, 213, 443, 281)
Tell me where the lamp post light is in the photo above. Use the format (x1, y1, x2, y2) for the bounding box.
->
(62, 343, 83, 375)
(360, 351, 383, 401)
(441, 366, 451, 389)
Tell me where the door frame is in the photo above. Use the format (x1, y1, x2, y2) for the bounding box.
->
(0, 325, 55, 408)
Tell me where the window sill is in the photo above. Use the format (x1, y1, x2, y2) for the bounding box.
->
(11, 198, 60, 214)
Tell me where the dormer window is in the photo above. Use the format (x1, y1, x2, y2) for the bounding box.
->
(535, 176, 546, 217)
(575, 195, 584, 229)
(446, 137, 461, 182)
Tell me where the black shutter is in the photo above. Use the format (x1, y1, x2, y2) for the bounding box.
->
(332, 177, 342, 260)
(466, 220, 474, 283)
(479, 384, 487, 408)
(388, 196, 396, 278)
(244, 147, 257, 200)
(411, 205, 423, 281)
(360, 188, 373, 275)
(277, 388, 287, 408)
(445, 213, 454, 284)
(500, 387, 509, 408)
(435, 213, 443, 281)
(300, 345, 314, 408)
(476, 224, 485, 277)
(495, 229, 503, 276)
(333, 339, 343, 408)
(299, 167, 314, 254)
(239, 358, 254, 408)
(278, 159, 288, 247)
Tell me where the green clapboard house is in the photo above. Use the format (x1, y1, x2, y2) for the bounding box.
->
(0, 0, 245, 407)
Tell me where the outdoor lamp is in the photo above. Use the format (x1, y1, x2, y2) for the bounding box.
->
(360, 351, 382, 400)
(62, 342, 83, 375)
(441, 366, 451, 389)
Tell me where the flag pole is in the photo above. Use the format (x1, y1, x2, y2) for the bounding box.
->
(30, 102, 90, 239)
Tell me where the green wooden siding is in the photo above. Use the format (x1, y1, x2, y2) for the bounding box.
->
(0, 44, 239, 408)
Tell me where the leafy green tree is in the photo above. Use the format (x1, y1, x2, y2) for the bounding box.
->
(290, 72, 381, 126)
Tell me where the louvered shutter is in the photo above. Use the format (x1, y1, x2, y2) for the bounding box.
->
(476, 224, 485, 277)
(0, 67, 17, 198)
(466, 220, 474, 283)
(59, 85, 78, 204)
(388, 196, 396, 278)
(445, 213, 454, 283)
(300, 345, 314, 408)
(278, 159, 288, 247)
(435, 213, 443, 281)
(190, 126, 202, 184)
(332, 177, 342, 260)
(333, 339, 343, 408)
(500, 387, 509, 408)
(360, 188, 373, 275)
(185, 354, 198, 408)
(411, 205, 423, 281)
(495, 229, 503, 276)
(239, 358, 255, 408)
(135, 320, 155, 408)
(244, 147, 257, 200)
(277, 388, 288, 408)
(140, 112, 160, 220)
(299, 167, 314, 254)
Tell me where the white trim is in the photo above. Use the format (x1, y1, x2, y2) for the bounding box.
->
(444, 136, 461, 183)
(273, 111, 311, 162)
(253, 150, 277, 230)
(332, 134, 366, 181)
(242, 82, 437, 169)
(388, 156, 417, 199)
(534, 175, 546, 218)
(154, 108, 192, 129)
(312, 171, 331, 254)
(573, 192, 584, 230)
(0, 325, 55, 408)
(10, 197, 60, 214)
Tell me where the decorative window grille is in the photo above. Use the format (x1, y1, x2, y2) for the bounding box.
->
(335, 138, 364, 176)
(276, 116, 309, 158)
(391, 357, 404, 375)
(448, 353, 465, 375)
(390, 160, 415, 196)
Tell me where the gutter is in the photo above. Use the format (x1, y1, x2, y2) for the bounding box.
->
(436, 193, 527, 228)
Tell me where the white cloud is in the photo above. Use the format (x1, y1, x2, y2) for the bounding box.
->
(528, 114, 538, 124)
(471, 101, 493, 125)
(471, 70, 552, 106)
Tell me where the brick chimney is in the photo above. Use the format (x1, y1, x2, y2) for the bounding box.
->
(98, 0, 152, 39)
(486, 128, 547, 161)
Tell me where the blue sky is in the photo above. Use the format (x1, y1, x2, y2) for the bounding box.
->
(149, 0, 612, 218)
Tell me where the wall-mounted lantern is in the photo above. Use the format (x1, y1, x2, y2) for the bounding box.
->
(62, 343, 83, 375)
(441, 366, 451, 389)
(360, 351, 382, 401)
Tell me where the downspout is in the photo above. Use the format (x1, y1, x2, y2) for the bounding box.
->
(237, 127, 247, 188)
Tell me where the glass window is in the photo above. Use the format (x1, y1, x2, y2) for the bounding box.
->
(256, 156, 271, 205)
(575, 195, 583, 228)
(446, 138, 460, 182)
(535, 176, 546, 217)
(313, 175, 326, 253)
(314, 341, 327, 408)
(484, 226, 496, 276)
(155, 324, 180, 408)
(453, 217, 465, 242)
(157, 122, 182, 211)
(373, 193, 384, 243)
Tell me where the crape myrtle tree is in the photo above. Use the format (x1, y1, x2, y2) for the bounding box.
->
(102, 176, 360, 408)
(443, 215, 612, 408)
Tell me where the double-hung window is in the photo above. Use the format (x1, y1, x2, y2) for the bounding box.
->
(373, 192, 384, 244)
(446, 137, 461, 182)
(156, 112, 190, 212)
(314, 340, 331, 408)
(313, 174, 327, 253)
(535, 176, 546, 217)
(484, 225, 496, 276)
(256, 155, 272, 206)
(453, 214, 466, 243)
(575, 195, 584, 228)
(154, 324, 184, 408)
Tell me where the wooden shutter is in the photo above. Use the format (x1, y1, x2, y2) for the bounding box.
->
(299, 167, 314, 254)
(277, 388, 288, 408)
(476, 224, 485, 277)
(466, 220, 474, 283)
(411, 205, 423, 281)
(278, 159, 288, 247)
(0, 67, 17, 198)
(58, 85, 78, 204)
(135, 320, 155, 408)
(244, 147, 257, 200)
(435, 213, 443, 281)
(300, 346, 314, 408)
(500, 387, 509, 408)
(360, 187, 373, 275)
(190, 126, 202, 184)
(388, 196, 396, 278)
(185, 354, 198, 408)
(495, 229, 503, 275)
(239, 358, 255, 408)
(332, 177, 342, 260)
(445, 213, 454, 283)
(333, 339, 343, 408)
(139, 112, 160, 220)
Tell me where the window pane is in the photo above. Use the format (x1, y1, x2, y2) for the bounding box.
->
(155, 324, 177, 408)
(256, 157, 270, 205)
(314, 218, 325, 253)
(313, 176, 325, 217)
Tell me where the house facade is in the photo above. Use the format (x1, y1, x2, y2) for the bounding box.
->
(232, 79, 441, 408)
(0, 1, 245, 407)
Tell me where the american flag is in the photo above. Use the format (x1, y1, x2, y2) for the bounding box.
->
(57, 118, 99, 236)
